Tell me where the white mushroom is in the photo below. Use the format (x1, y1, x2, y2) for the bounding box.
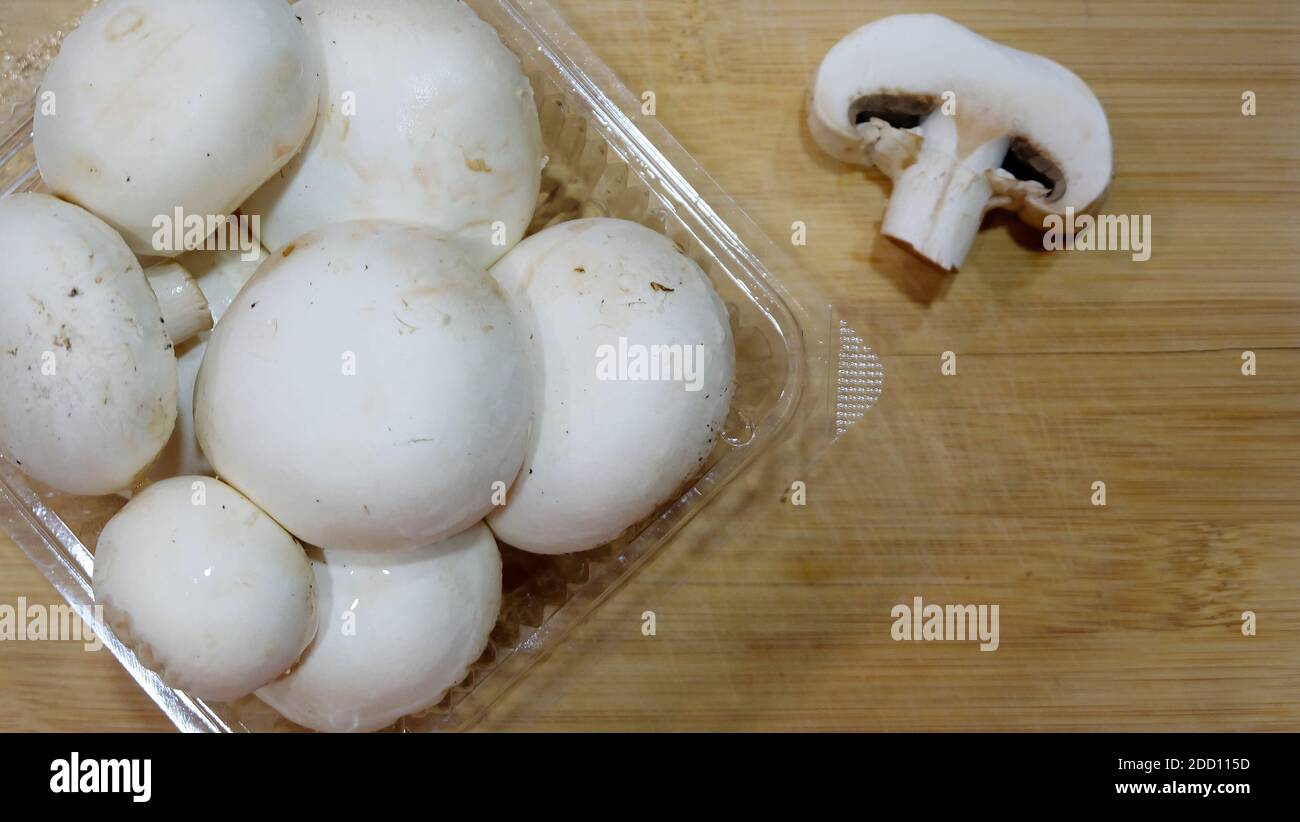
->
(243, 0, 543, 268)
(487, 219, 735, 555)
(149, 235, 266, 481)
(93, 475, 317, 702)
(0, 193, 212, 496)
(195, 221, 531, 554)
(256, 523, 502, 733)
(808, 14, 1113, 270)
(34, 0, 319, 257)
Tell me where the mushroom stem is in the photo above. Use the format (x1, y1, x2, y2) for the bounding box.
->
(145, 262, 213, 346)
(878, 112, 1010, 271)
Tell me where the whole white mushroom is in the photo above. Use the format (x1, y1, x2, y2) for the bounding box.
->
(93, 476, 317, 702)
(487, 219, 736, 555)
(256, 523, 502, 733)
(34, 0, 319, 257)
(0, 193, 211, 496)
(243, 0, 543, 268)
(195, 221, 532, 554)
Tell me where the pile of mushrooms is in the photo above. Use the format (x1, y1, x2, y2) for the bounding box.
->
(0, 0, 736, 732)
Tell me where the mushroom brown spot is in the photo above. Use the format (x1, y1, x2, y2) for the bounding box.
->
(93, 476, 317, 702)
(194, 221, 531, 554)
(149, 240, 267, 481)
(34, 0, 319, 258)
(243, 0, 544, 269)
(0, 194, 212, 496)
(486, 219, 736, 555)
(808, 14, 1113, 271)
(255, 524, 501, 733)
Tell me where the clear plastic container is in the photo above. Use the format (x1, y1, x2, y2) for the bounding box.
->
(0, 0, 881, 731)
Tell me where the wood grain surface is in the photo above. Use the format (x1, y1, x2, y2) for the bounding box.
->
(1, 0, 1297, 732)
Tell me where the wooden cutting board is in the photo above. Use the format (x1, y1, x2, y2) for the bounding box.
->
(1, 0, 1297, 731)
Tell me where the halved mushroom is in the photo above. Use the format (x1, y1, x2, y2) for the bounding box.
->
(243, 0, 543, 268)
(255, 524, 501, 733)
(93, 475, 317, 702)
(0, 193, 212, 495)
(195, 221, 531, 554)
(808, 14, 1113, 270)
(34, 0, 319, 257)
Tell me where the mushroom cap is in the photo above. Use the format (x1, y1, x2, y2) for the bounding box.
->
(0, 193, 177, 496)
(809, 13, 1112, 218)
(255, 523, 502, 733)
(34, 0, 319, 257)
(194, 221, 532, 554)
(149, 240, 265, 481)
(487, 219, 736, 555)
(243, 0, 543, 269)
(93, 475, 317, 702)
